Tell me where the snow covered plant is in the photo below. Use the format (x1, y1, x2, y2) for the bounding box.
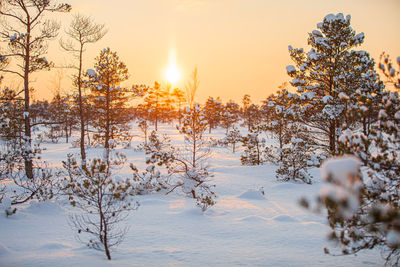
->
(240, 125, 266, 166)
(0, 137, 56, 212)
(175, 105, 216, 211)
(275, 137, 314, 184)
(130, 164, 169, 195)
(61, 153, 139, 260)
(261, 88, 300, 162)
(143, 108, 217, 212)
(304, 92, 400, 265)
(219, 126, 242, 153)
(379, 52, 400, 89)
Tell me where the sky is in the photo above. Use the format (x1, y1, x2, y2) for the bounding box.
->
(4, 0, 400, 104)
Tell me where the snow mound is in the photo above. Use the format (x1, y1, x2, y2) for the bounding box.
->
(24, 201, 63, 215)
(271, 215, 298, 222)
(0, 241, 11, 255)
(238, 188, 265, 200)
(235, 215, 269, 222)
(140, 199, 168, 206)
(39, 242, 71, 251)
(272, 183, 298, 190)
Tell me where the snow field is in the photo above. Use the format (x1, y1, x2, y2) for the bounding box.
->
(0, 124, 383, 266)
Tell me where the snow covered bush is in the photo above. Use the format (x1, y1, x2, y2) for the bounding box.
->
(306, 92, 400, 265)
(61, 153, 139, 260)
(143, 106, 217, 212)
(0, 138, 56, 211)
(219, 126, 242, 153)
(130, 164, 169, 195)
(275, 137, 313, 184)
(0, 88, 24, 142)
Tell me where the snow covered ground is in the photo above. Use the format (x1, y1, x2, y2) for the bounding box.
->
(0, 125, 383, 266)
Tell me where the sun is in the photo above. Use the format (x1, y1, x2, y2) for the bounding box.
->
(165, 61, 181, 84)
(165, 50, 181, 84)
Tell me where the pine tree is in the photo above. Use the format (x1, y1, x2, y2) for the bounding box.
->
(143, 82, 163, 131)
(84, 48, 132, 150)
(220, 100, 240, 134)
(262, 88, 298, 158)
(287, 13, 382, 154)
(275, 136, 313, 184)
(240, 126, 266, 166)
(203, 96, 223, 133)
(316, 91, 400, 264)
(220, 126, 241, 153)
(62, 153, 139, 260)
(60, 14, 107, 165)
(171, 88, 186, 126)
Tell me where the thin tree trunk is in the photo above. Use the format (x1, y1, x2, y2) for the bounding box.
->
(24, 22, 33, 180)
(78, 43, 86, 166)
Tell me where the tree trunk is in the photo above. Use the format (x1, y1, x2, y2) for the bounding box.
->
(78, 44, 86, 166)
(329, 120, 336, 155)
(65, 122, 69, 143)
(24, 23, 33, 180)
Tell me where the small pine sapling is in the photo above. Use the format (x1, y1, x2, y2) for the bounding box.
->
(220, 126, 242, 153)
(130, 164, 169, 195)
(275, 135, 314, 184)
(62, 153, 139, 260)
(143, 106, 217, 212)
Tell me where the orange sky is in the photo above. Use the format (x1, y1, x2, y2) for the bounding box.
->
(4, 0, 400, 104)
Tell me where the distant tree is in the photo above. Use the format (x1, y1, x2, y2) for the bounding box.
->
(84, 48, 131, 153)
(220, 100, 240, 134)
(137, 119, 149, 146)
(262, 88, 298, 160)
(241, 94, 262, 131)
(185, 66, 199, 108)
(0, 0, 71, 178)
(171, 87, 186, 126)
(60, 13, 107, 165)
(220, 126, 241, 153)
(160, 82, 176, 123)
(240, 126, 266, 166)
(143, 82, 162, 131)
(0, 87, 24, 142)
(203, 96, 223, 133)
(287, 13, 382, 154)
(47, 93, 75, 143)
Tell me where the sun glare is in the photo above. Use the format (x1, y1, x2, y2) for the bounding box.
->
(165, 51, 181, 84)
